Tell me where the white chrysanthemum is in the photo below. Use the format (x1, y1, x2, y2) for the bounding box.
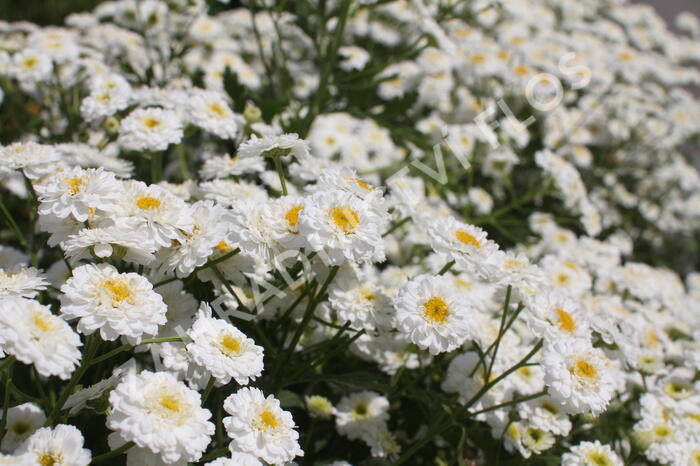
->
(441, 351, 511, 409)
(12, 49, 52, 82)
(119, 107, 184, 152)
(55, 143, 134, 178)
(0, 296, 81, 379)
(562, 440, 624, 466)
(60, 263, 167, 343)
(35, 167, 122, 222)
(238, 133, 310, 161)
(154, 201, 231, 278)
(223, 387, 304, 465)
(0, 403, 46, 452)
(306, 395, 336, 419)
(198, 179, 269, 207)
(298, 190, 386, 266)
(116, 181, 194, 248)
(15, 425, 90, 466)
(206, 453, 263, 466)
(524, 292, 590, 341)
(517, 397, 571, 436)
(187, 90, 238, 139)
(427, 216, 501, 278)
(542, 337, 616, 415)
(329, 270, 394, 332)
(62, 226, 157, 266)
(107, 370, 214, 464)
(394, 274, 475, 355)
(199, 153, 265, 179)
(0, 142, 62, 179)
(0, 266, 48, 298)
(186, 304, 264, 386)
(335, 391, 390, 441)
(80, 73, 132, 121)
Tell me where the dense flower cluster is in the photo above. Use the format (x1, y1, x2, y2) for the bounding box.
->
(0, 0, 699, 464)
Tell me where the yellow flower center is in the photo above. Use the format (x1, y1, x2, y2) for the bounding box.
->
(65, 177, 83, 195)
(32, 313, 54, 332)
(208, 102, 227, 116)
(423, 297, 449, 324)
(258, 410, 279, 430)
(102, 279, 132, 303)
(219, 334, 242, 357)
(329, 206, 360, 233)
(354, 403, 369, 417)
(39, 452, 63, 466)
(555, 308, 575, 333)
(586, 451, 613, 466)
(143, 117, 161, 129)
(653, 424, 673, 439)
(215, 240, 231, 253)
(136, 196, 161, 210)
(355, 178, 372, 190)
(471, 53, 487, 63)
(159, 394, 182, 412)
(285, 206, 304, 228)
(555, 273, 570, 285)
(455, 230, 481, 248)
(572, 359, 597, 379)
(514, 65, 529, 76)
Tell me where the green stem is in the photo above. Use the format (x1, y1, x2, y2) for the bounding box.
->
(486, 285, 511, 381)
(0, 199, 27, 247)
(91, 441, 135, 463)
(199, 447, 229, 463)
(382, 217, 410, 237)
(468, 389, 547, 417)
(202, 376, 216, 403)
(0, 359, 14, 443)
(273, 155, 288, 196)
(89, 336, 184, 368)
(437, 260, 455, 276)
(176, 144, 190, 180)
(150, 152, 162, 183)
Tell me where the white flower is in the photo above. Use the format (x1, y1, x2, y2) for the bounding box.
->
(80, 73, 131, 121)
(0, 403, 46, 453)
(154, 201, 231, 277)
(394, 274, 476, 355)
(335, 391, 390, 441)
(186, 304, 264, 386)
(427, 216, 501, 279)
(0, 266, 48, 298)
(35, 167, 123, 222)
(107, 370, 214, 464)
(238, 133, 310, 161)
(298, 190, 386, 266)
(0, 142, 61, 178)
(223, 387, 303, 465)
(206, 453, 263, 466)
(199, 154, 265, 179)
(187, 90, 238, 139)
(12, 49, 52, 82)
(524, 292, 590, 342)
(119, 107, 183, 152)
(339, 46, 370, 71)
(562, 440, 624, 466)
(116, 181, 194, 248)
(542, 337, 616, 415)
(0, 296, 81, 379)
(15, 425, 90, 466)
(62, 226, 157, 266)
(60, 263, 167, 343)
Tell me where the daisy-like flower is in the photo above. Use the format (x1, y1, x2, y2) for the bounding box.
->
(238, 133, 310, 161)
(80, 73, 132, 121)
(186, 303, 264, 386)
(0, 296, 81, 379)
(35, 167, 123, 222)
(335, 391, 390, 441)
(562, 440, 624, 466)
(542, 337, 616, 415)
(12, 49, 52, 82)
(15, 425, 91, 466)
(116, 180, 194, 248)
(329, 269, 394, 331)
(0, 142, 61, 179)
(119, 107, 184, 152)
(223, 387, 304, 465)
(60, 263, 167, 343)
(206, 453, 263, 466)
(427, 216, 501, 279)
(0, 403, 46, 452)
(298, 189, 386, 266)
(107, 370, 214, 464)
(524, 292, 591, 342)
(62, 226, 157, 266)
(187, 90, 238, 139)
(154, 201, 232, 278)
(199, 153, 265, 179)
(306, 395, 335, 419)
(0, 266, 48, 298)
(394, 274, 475, 355)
